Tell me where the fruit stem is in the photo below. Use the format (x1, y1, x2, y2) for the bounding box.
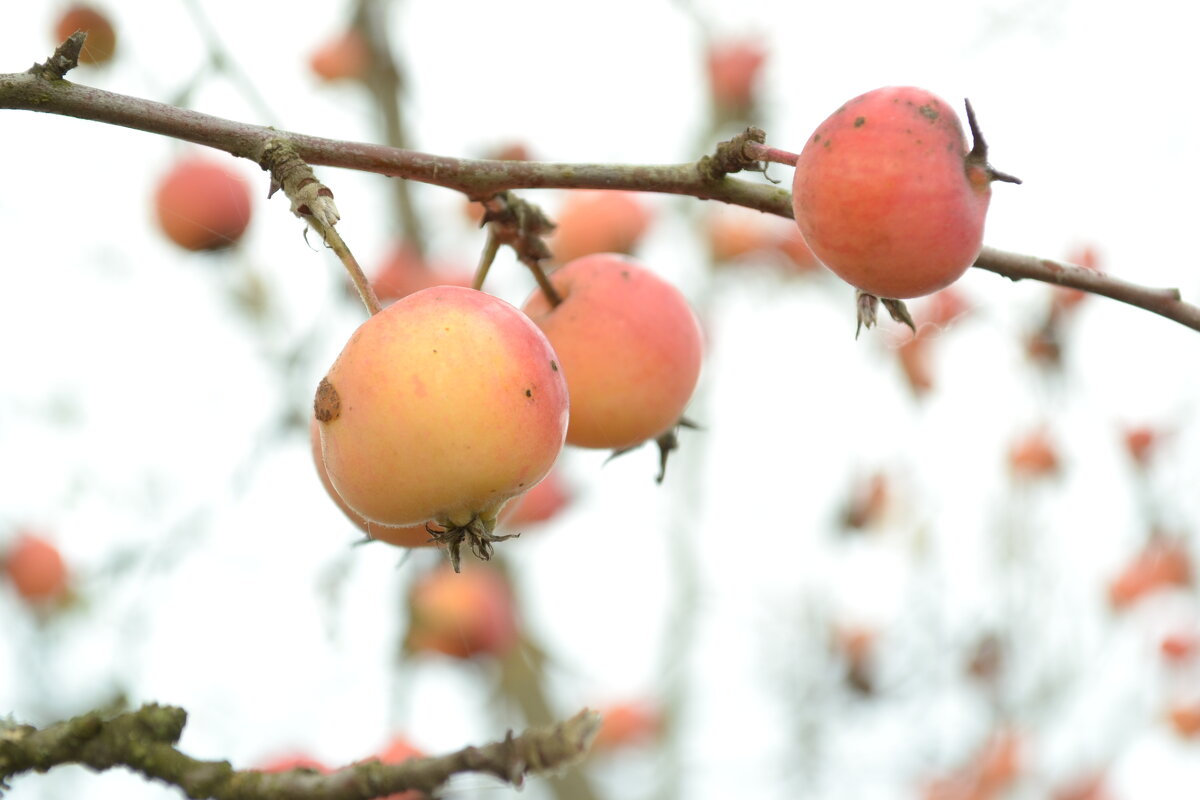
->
(473, 230, 501, 291)
(742, 141, 799, 167)
(963, 98, 1022, 186)
(330, 227, 383, 315)
(527, 258, 564, 308)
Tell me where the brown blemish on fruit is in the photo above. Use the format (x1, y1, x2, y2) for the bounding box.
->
(525, 388, 533, 398)
(314, 377, 341, 422)
(551, 360, 559, 371)
(918, 104, 939, 122)
(854, 116, 866, 127)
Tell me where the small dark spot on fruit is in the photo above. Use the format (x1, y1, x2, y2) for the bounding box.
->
(918, 104, 939, 122)
(551, 360, 559, 371)
(812, 133, 821, 143)
(314, 378, 341, 423)
(525, 388, 533, 398)
(854, 116, 866, 127)
(621, 270, 630, 279)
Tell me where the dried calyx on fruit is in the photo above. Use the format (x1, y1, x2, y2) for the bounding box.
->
(314, 286, 568, 571)
(791, 86, 1018, 330)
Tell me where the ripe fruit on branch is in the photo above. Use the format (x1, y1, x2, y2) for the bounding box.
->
(1108, 534, 1193, 609)
(154, 157, 253, 252)
(54, 5, 117, 65)
(3, 532, 69, 605)
(1007, 428, 1061, 481)
(405, 564, 518, 659)
(309, 29, 369, 83)
(549, 191, 651, 264)
(705, 36, 767, 120)
(521, 254, 703, 451)
(792, 86, 1018, 300)
(315, 286, 568, 570)
(500, 468, 572, 528)
(308, 417, 435, 549)
(371, 243, 472, 303)
(591, 701, 662, 752)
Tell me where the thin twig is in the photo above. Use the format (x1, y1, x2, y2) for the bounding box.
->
(973, 247, 1200, 331)
(0, 703, 601, 799)
(2, 71, 1198, 332)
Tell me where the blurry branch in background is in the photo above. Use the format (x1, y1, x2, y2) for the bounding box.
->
(0, 703, 601, 798)
(350, 0, 427, 255)
(178, 0, 279, 124)
(5, 47, 1200, 333)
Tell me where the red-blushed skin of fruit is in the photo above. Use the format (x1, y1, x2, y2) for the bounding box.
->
(1108, 535, 1193, 609)
(406, 565, 518, 659)
(3, 533, 68, 603)
(1169, 702, 1200, 738)
(792, 86, 991, 299)
(317, 286, 568, 528)
(705, 37, 766, 113)
(308, 417, 436, 548)
(521, 254, 703, 450)
(309, 29, 369, 82)
(371, 243, 472, 303)
(591, 701, 662, 752)
(55, 5, 117, 65)
(499, 468, 571, 527)
(155, 158, 253, 252)
(550, 191, 651, 264)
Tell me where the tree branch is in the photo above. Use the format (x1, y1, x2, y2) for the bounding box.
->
(2, 70, 1198, 333)
(0, 703, 601, 799)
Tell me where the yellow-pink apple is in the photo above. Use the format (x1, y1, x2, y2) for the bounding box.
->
(315, 287, 568, 565)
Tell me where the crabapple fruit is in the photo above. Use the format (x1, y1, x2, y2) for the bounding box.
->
(705, 37, 766, 119)
(154, 157, 253, 252)
(309, 29, 369, 83)
(793, 86, 1015, 299)
(3, 532, 68, 604)
(308, 417, 435, 548)
(550, 191, 651, 265)
(315, 286, 568, 568)
(54, 5, 117, 65)
(405, 564, 518, 659)
(592, 701, 662, 752)
(521, 254, 703, 450)
(371, 242, 472, 303)
(1108, 534, 1193, 609)
(499, 468, 572, 527)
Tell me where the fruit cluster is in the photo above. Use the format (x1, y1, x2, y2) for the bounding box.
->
(311, 252, 703, 570)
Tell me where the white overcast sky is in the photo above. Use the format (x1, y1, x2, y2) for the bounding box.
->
(3, 2, 1200, 800)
